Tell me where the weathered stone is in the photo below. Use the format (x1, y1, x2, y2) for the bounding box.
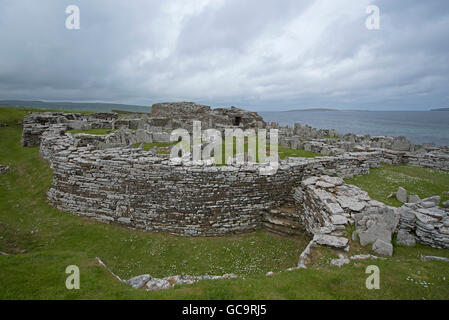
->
(321, 176, 344, 186)
(316, 181, 335, 188)
(350, 254, 379, 260)
(297, 239, 315, 269)
(397, 206, 416, 231)
(330, 215, 348, 225)
(417, 208, 445, 219)
(330, 254, 350, 267)
(336, 195, 366, 212)
(422, 196, 441, 207)
(372, 239, 393, 256)
(396, 187, 408, 203)
(443, 200, 449, 208)
(396, 230, 416, 246)
(358, 224, 392, 246)
(408, 194, 421, 203)
(415, 212, 439, 224)
(325, 202, 345, 215)
(421, 201, 437, 208)
(145, 278, 172, 290)
(421, 256, 449, 263)
(313, 234, 349, 248)
(126, 274, 151, 289)
(301, 176, 319, 187)
(382, 208, 400, 232)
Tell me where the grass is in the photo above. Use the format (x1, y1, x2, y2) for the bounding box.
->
(133, 142, 176, 154)
(278, 146, 322, 159)
(68, 128, 116, 135)
(345, 164, 449, 207)
(1, 107, 449, 299)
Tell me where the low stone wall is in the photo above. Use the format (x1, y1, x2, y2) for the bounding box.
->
(292, 176, 388, 236)
(21, 112, 116, 147)
(292, 175, 403, 256)
(397, 198, 449, 249)
(403, 151, 449, 171)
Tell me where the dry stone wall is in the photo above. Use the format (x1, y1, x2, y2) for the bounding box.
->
(39, 126, 391, 236)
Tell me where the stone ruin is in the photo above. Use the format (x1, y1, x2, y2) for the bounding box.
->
(293, 175, 449, 257)
(20, 102, 449, 257)
(275, 122, 449, 171)
(151, 102, 265, 129)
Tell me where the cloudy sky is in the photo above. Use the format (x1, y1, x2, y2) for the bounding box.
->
(0, 0, 448, 111)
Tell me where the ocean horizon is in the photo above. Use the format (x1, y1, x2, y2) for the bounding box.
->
(259, 110, 449, 146)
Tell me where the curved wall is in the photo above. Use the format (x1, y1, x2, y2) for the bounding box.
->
(39, 128, 388, 236)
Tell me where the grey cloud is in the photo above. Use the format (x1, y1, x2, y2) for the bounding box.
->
(0, 0, 448, 110)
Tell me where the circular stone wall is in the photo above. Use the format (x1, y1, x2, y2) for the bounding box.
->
(40, 128, 380, 236)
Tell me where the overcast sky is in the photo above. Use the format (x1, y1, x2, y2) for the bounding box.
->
(0, 0, 448, 111)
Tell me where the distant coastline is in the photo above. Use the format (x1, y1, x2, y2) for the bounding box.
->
(260, 110, 449, 146)
(285, 108, 339, 112)
(0, 100, 150, 113)
(430, 108, 449, 111)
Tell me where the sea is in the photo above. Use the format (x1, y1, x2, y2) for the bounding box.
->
(259, 111, 449, 146)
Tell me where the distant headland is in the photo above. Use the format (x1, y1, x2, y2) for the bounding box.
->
(285, 108, 340, 112)
(284, 108, 365, 112)
(0, 100, 150, 113)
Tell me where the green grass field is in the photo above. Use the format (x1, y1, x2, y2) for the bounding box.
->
(68, 128, 116, 135)
(346, 164, 449, 207)
(1, 106, 449, 300)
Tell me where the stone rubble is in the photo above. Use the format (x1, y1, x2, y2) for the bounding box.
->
(96, 257, 237, 291)
(275, 121, 449, 171)
(294, 175, 403, 256)
(354, 206, 399, 256)
(420, 255, 449, 263)
(297, 239, 316, 269)
(295, 175, 449, 255)
(330, 254, 350, 267)
(350, 254, 381, 260)
(397, 195, 449, 249)
(142, 274, 238, 291)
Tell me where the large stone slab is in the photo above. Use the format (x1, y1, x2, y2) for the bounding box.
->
(358, 224, 392, 246)
(313, 234, 349, 249)
(372, 239, 393, 256)
(396, 187, 408, 203)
